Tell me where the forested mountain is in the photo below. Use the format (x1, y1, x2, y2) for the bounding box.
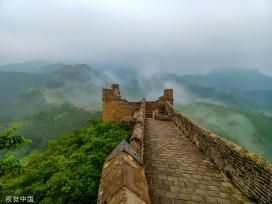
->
(1, 63, 272, 115)
(0, 62, 271, 160)
(0, 71, 47, 116)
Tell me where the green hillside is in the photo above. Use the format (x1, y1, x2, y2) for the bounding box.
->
(0, 104, 101, 159)
(0, 71, 47, 116)
(176, 102, 272, 160)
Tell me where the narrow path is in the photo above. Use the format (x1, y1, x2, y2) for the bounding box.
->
(144, 118, 252, 204)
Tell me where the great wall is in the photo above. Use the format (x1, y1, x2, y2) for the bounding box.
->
(97, 84, 272, 204)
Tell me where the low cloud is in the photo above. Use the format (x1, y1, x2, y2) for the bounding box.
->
(0, 0, 271, 75)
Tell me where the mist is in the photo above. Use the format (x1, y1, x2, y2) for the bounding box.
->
(0, 0, 272, 75)
(177, 102, 272, 160)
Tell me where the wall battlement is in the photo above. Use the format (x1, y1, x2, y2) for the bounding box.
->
(102, 84, 173, 121)
(98, 99, 150, 204)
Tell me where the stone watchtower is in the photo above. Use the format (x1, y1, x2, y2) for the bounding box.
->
(102, 84, 173, 122)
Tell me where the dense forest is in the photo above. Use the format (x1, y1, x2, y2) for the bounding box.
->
(0, 120, 130, 203)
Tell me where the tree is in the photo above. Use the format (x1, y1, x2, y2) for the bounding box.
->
(1, 120, 130, 204)
(0, 125, 31, 177)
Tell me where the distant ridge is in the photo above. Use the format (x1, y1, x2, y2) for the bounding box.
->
(0, 60, 51, 73)
(177, 67, 272, 91)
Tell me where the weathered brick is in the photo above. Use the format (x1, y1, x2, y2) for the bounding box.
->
(205, 196, 219, 204)
(169, 186, 180, 192)
(191, 194, 204, 202)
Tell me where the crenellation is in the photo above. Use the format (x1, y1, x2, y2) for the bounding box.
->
(160, 89, 174, 105)
(111, 84, 120, 97)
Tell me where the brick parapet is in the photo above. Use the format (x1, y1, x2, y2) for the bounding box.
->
(160, 101, 272, 203)
(97, 99, 150, 204)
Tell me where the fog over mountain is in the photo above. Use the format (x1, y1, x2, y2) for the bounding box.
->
(0, 0, 271, 75)
(0, 62, 272, 160)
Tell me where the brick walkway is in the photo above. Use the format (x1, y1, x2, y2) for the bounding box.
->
(144, 118, 253, 204)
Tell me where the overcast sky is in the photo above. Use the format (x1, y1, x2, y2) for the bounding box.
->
(0, 0, 271, 75)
